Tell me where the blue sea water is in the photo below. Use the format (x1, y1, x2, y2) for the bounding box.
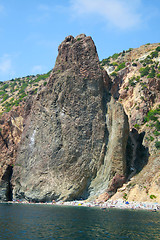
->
(0, 203, 160, 240)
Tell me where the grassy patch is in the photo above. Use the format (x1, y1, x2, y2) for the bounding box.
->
(115, 62, 126, 72)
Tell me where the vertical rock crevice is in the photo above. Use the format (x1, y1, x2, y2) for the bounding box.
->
(89, 97, 129, 201)
(126, 128, 149, 181)
(0, 165, 13, 201)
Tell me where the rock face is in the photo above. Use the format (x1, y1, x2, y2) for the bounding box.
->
(1, 36, 159, 203)
(0, 107, 24, 201)
(101, 43, 160, 203)
(10, 34, 129, 202)
(10, 35, 102, 201)
(0, 101, 33, 201)
(89, 98, 129, 199)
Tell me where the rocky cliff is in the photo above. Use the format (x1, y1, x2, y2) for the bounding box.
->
(10, 34, 129, 202)
(101, 43, 160, 203)
(0, 35, 159, 203)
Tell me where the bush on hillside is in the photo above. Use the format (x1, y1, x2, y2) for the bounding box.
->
(115, 62, 126, 72)
(155, 141, 160, 149)
(112, 53, 119, 60)
(147, 67, 155, 78)
(150, 51, 158, 59)
(139, 66, 150, 77)
(156, 46, 160, 51)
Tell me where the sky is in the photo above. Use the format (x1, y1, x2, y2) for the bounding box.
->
(0, 0, 160, 81)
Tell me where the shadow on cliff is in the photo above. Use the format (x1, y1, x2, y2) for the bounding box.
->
(126, 128, 149, 180)
(0, 165, 13, 201)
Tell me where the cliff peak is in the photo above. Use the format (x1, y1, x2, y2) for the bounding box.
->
(54, 34, 98, 73)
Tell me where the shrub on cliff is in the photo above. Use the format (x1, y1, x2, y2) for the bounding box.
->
(1, 94, 9, 103)
(0, 83, 9, 91)
(100, 57, 110, 66)
(155, 121, 160, 131)
(0, 91, 5, 96)
(155, 141, 160, 149)
(156, 46, 160, 51)
(115, 62, 126, 72)
(110, 71, 117, 77)
(139, 66, 150, 77)
(150, 51, 158, 59)
(157, 74, 160, 78)
(144, 108, 160, 122)
(112, 53, 119, 60)
(147, 67, 155, 78)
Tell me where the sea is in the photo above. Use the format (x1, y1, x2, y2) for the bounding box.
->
(0, 203, 160, 240)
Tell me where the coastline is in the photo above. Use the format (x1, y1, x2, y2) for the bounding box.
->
(2, 199, 160, 212)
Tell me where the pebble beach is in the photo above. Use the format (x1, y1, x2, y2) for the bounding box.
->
(6, 199, 160, 212)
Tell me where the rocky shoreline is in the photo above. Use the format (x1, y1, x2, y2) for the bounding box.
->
(2, 199, 160, 212)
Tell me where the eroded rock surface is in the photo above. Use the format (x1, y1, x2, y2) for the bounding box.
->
(11, 35, 113, 202)
(89, 97, 129, 199)
(0, 101, 33, 201)
(0, 107, 24, 200)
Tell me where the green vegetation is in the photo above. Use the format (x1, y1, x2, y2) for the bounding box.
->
(111, 62, 118, 66)
(100, 57, 110, 66)
(125, 86, 129, 90)
(128, 75, 140, 87)
(0, 91, 6, 96)
(150, 136, 154, 141)
(126, 48, 133, 52)
(110, 71, 117, 77)
(123, 193, 128, 200)
(147, 66, 155, 78)
(144, 108, 160, 123)
(112, 53, 119, 60)
(156, 46, 160, 51)
(144, 107, 160, 142)
(34, 71, 51, 82)
(155, 121, 160, 131)
(157, 74, 160, 78)
(0, 83, 9, 91)
(155, 141, 160, 149)
(1, 94, 9, 103)
(150, 51, 158, 59)
(150, 195, 156, 199)
(115, 62, 126, 72)
(139, 66, 150, 77)
(134, 124, 140, 130)
(153, 130, 160, 136)
(0, 70, 52, 115)
(140, 56, 153, 66)
(140, 82, 147, 90)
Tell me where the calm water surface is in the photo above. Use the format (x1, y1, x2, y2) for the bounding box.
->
(0, 203, 160, 240)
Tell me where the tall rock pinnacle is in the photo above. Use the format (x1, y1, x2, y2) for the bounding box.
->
(11, 34, 128, 202)
(11, 34, 109, 201)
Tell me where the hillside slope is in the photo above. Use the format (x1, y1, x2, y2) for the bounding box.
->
(100, 43, 160, 203)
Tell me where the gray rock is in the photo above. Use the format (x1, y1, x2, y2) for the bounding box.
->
(12, 35, 111, 202)
(88, 97, 129, 198)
